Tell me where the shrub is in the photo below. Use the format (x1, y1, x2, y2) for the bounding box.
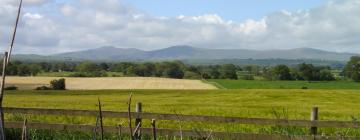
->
(5, 86, 18, 90)
(50, 78, 66, 90)
(68, 72, 87, 77)
(35, 86, 52, 90)
(240, 75, 254, 80)
(69, 71, 107, 77)
(183, 71, 201, 79)
(301, 86, 308, 89)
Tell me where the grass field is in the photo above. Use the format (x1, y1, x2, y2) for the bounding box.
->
(3, 89, 360, 138)
(210, 79, 360, 89)
(5, 76, 216, 90)
(5, 89, 360, 119)
(5, 89, 360, 120)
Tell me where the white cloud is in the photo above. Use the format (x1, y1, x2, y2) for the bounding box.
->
(60, 4, 75, 16)
(1, 0, 360, 54)
(24, 13, 43, 19)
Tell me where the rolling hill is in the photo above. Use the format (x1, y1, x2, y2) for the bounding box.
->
(50, 46, 358, 61)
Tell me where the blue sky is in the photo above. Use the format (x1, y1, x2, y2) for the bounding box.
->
(1, 0, 360, 54)
(122, 0, 328, 22)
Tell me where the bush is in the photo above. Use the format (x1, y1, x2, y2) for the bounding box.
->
(50, 78, 66, 90)
(240, 75, 254, 80)
(35, 86, 52, 90)
(183, 71, 201, 79)
(69, 71, 107, 77)
(301, 86, 308, 89)
(5, 86, 18, 90)
(68, 72, 86, 77)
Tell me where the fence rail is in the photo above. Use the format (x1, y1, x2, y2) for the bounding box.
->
(5, 122, 357, 140)
(4, 107, 360, 128)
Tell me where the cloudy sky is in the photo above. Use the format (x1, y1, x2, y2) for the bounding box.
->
(0, 0, 360, 54)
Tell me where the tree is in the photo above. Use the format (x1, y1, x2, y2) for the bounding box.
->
(219, 64, 238, 79)
(319, 69, 335, 81)
(99, 63, 109, 71)
(141, 63, 156, 77)
(244, 65, 261, 76)
(162, 62, 184, 79)
(50, 78, 66, 90)
(6, 61, 22, 75)
(298, 63, 315, 81)
(29, 64, 42, 76)
(112, 62, 136, 74)
(298, 63, 335, 81)
(76, 61, 101, 72)
(272, 65, 292, 80)
(344, 56, 360, 82)
(17, 64, 31, 76)
(39, 62, 52, 72)
(53, 62, 70, 72)
(183, 71, 201, 79)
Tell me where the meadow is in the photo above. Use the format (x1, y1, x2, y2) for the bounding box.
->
(4, 77, 360, 138)
(3, 89, 360, 138)
(209, 79, 360, 89)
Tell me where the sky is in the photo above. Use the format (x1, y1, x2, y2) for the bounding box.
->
(1, 0, 360, 54)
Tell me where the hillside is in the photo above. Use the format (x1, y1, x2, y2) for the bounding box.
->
(52, 46, 358, 61)
(9, 46, 358, 63)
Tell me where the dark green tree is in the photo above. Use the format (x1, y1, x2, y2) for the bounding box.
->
(298, 63, 315, 81)
(272, 65, 292, 80)
(50, 78, 66, 90)
(219, 64, 238, 79)
(344, 56, 360, 82)
(76, 61, 101, 72)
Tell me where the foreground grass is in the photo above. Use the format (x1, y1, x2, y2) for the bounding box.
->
(210, 80, 360, 89)
(3, 89, 360, 137)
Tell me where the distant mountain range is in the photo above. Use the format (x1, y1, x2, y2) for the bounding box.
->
(49, 46, 358, 61)
(11, 45, 359, 62)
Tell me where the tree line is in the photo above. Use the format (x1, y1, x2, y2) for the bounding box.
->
(3, 56, 360, 82)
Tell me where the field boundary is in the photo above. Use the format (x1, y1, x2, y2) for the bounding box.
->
(4, 107, 360, 128)
(5, 122, 358, 140)
(201, 79, 227, 89)
(3, 106, 360, 140)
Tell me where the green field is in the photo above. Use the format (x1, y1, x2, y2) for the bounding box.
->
(4, 89, 360, 119)
(3, 89, 360, 137)
(209, 80, 360, 89)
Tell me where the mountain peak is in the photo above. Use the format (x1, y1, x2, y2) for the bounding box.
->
(165, 45, 198, 50)
(97, 46, 117, 49)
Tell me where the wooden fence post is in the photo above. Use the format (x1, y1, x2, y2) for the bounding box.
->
(98, 99, 104, 140)
(151, 119, 156, 140)
(310, 107, 318, 136)
(0, 52, 9, 140)
(134, 102, 142, 140)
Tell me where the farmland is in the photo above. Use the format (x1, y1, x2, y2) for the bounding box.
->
(4, 77, 360, 138)
(4, 89, 360, 122)
(5, 76, 216, 90)
(3, 89, 360, 138)
(209, 79, 360, 89)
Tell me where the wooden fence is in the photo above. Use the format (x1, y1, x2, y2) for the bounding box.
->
(3, 105, 360, 140)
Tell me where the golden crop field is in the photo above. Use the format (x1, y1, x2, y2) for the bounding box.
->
(5, 76, 217, 90)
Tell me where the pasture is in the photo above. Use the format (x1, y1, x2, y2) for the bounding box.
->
(3, 89, 360, 138)
(5, 76, 216, 90)
(4, 89, 360, 120)
(209, 79, 360, 89)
